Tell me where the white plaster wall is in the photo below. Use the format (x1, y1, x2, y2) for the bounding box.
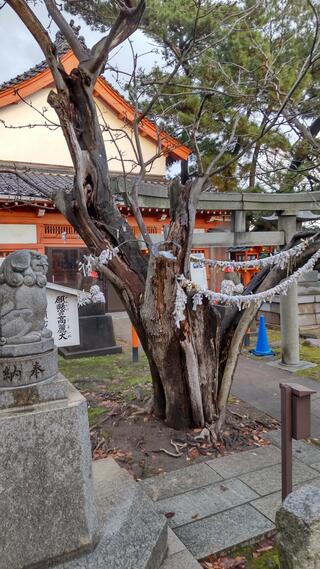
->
(0, 224, 37, 244)
(0, 87, 166, 176)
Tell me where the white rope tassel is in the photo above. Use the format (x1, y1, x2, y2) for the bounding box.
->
(177, 247, 320, 316)
(79, 247, 119, 276)
(189, 236, 316, 271)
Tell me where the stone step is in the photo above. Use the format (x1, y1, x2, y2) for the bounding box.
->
(57, 458, 167, 569)
(160, 529, 202, 569)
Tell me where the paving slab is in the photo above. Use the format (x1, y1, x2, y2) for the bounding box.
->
(175, 504, 275, 560)
(239, 461, 319, 496)
(155, 478, 258, 529)
(160, 550, 202, 569)
(251, 477, 320, 522)
(251, 491, 282, 522)
(206, 445, 281, 479)
(232, 356, 320, 437)
(263, 430, 320, 465)
(311, 462, 320, 472)
(140, 463, 222, 501)
(262, 429, 281, 447)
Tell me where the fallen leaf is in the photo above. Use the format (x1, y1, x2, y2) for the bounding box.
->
(164, 512, 175, 519)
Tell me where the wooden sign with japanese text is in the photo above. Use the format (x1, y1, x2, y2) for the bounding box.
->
(46, 283, 80, 347)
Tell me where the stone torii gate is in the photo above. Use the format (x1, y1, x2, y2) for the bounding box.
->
(130, 186, 320, 369)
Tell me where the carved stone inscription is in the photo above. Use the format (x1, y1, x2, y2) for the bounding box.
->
(0, 350, 58, 388)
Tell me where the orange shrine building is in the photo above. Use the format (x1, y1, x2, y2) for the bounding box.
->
(0, 30, 244, 310)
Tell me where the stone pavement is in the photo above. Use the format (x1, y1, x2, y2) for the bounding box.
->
(141, 436, 320, 565)
(232, 355, 320, 436)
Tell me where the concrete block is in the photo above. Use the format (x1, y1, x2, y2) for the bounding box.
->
(140, 463, 222, 501)
(0, 383, 98, 569)
(110, 311, 132, 345)
(175, 504, 274, 559)
(206, 445, 281, 479)
(298, 295, 317, 304)
(239, 461, 319, 496)
(276, 485, 320, 569)
(57, 458, 168, 569)
(300, 314, 317, 326)
(267, 359, 317, 373)
(155, 478, 258, 528)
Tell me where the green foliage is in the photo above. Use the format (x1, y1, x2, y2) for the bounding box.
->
(63, 0, 320, 193)
(88, 407, 106, 426)
(58, 353, 152, 393)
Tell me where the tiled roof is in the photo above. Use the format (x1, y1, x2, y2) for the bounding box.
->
(0, 169, 73, 199)
(0, 22, 88, 91)
(0, 164, 168, 203)
(0, 60, 50, 91)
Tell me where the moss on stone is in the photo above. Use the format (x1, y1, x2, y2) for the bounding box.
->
(248, 548, 280, 568)
(225, 542, 280, 569)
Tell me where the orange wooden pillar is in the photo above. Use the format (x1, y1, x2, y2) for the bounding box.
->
(131, 326, 139, 363)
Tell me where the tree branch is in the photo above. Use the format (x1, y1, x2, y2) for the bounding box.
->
(85, 0, 145, 81)
(43, 0, 89, 62)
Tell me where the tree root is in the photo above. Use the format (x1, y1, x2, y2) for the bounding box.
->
(154, 439, 188, 457)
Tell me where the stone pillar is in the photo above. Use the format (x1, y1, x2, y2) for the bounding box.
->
(232, 210, 246, 233)
(278, 213, 300, 366)
(276, 485, 320, 569)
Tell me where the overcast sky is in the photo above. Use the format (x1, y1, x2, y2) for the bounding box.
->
(0, 2, 161, 87)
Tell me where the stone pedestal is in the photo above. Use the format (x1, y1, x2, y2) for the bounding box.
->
(0, 328, 100, 569)
(0, 381, 98, 569)
(276, 485, 320, 569)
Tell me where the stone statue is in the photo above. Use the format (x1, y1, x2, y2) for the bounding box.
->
(0, 250, 52, 345)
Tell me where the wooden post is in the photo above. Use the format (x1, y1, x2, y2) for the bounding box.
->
(281, 383, 293, 501)
(280, 382, 315, 501)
